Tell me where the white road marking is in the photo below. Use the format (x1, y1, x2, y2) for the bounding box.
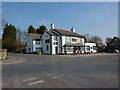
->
(27, 80, 44, 86)
(53, 74, 64, 79)
(23, 77, 37, 82)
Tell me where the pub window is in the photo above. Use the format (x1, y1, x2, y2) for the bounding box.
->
(66, 47, 73, 52)
(93, 46, 96, 50)
(72, 38, 77, 42)
(86, 46, 90, 51)
(53, 42, 58, 45)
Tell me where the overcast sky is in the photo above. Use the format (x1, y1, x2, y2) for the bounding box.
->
(2, 2, 118, 43)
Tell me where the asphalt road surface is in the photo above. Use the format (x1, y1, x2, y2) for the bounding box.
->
(2, 53, 118, 88)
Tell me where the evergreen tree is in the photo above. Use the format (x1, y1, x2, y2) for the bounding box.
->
(3, 23, 16, 41)
(36, 25, 47, 34)
(28, 25, 36, 33)
(2, 23, 24, 52)
(2, 23, 17, 51)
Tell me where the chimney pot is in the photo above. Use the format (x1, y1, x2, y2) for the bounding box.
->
(51, 23, 55, 30)
(71, 27, 75, 32)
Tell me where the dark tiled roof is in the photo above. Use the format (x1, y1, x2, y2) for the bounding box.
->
(53, 28, 84, 38)
(29, 33, 42, 40)
(45, 30, 57, 36)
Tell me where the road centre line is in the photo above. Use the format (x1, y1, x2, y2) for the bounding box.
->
(27, 80, 44, 86)
(23, 77, 37, 82)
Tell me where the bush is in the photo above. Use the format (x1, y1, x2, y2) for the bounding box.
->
(2, 38, 24, 52)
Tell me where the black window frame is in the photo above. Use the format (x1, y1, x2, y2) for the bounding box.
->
(46, 45, 49, 51)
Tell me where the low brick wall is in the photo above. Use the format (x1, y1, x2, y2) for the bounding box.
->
(0, 49, 7, 60)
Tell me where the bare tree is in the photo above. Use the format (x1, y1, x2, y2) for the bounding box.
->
(82, 33, 90, 42)
(22, 32, 27, 43)
(105, 37, 112, 44)
(16, 27, 21, 41)
(16, 27, 27, 43)
(89, 35, 102, 44)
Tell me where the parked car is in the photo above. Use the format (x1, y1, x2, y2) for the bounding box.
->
(97, 49, 105, 53)
(114, 49, 119, 53)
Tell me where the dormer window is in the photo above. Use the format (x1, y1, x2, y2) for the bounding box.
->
(72, 38, 77, 42)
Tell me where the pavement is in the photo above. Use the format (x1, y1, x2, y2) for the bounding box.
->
(1, 55, 25, 65)
(2, 53, 119, 88)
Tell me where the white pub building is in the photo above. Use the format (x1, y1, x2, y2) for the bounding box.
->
(25, 24, 97, 54)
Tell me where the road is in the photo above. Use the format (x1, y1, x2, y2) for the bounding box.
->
(2, 53, 118, 88)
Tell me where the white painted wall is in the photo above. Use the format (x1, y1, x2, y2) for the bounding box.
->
(51, 29, 86, 54)
(80, 47, 85, 53)
(85, 43, 97, 53)
(41, 32, 51, 54)
(33, 40, 41, 52)
(61, 36, 65, 54)
(64, 36, 85, 54)
(42, 31, 62, 55)
(50, 29, 62, 54)
(81, 38, 85, 45)
(51, 36, 59, 54)
(61, 36, 65, 45)
(25, 34, 41, 53)
(65, 36, 84, 44)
